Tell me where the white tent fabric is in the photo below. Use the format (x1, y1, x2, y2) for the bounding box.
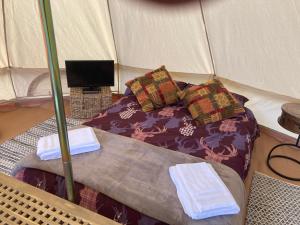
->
(10, 67, 119, 98)
(51, 0, 117, 68)
(9, 68, 67, 98)
(4, 0, 46, 68)
(0, 1, 14, 100)
(202, 0, 300, 99)
(109, 0, 213, 74)
(0, 0, 8, 68)
(3, 0, 116, 68)
(0, 69, 15, 100)
(221, 78, 299, 138)
(118, 65, 212, 93)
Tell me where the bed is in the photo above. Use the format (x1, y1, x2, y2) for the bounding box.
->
(14, 81, 259, 225)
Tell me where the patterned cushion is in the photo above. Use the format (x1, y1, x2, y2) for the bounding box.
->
(124, 80, 188, 97)
(179, 79, 245, 125)
(231, 92, 249, 105)
(126, 66, 180, 112)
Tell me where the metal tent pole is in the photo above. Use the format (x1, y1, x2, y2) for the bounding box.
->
(38, 0, 75, 202)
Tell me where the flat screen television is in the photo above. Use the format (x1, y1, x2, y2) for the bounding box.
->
(65, 60, 114, 89)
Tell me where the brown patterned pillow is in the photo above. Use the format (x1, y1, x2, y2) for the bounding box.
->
(126, 66, 180, 112)
(179, 79, 245, 125)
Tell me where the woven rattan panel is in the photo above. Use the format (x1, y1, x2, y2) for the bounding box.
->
(70, 87, 112, 119)
(0, 173, 119, 225)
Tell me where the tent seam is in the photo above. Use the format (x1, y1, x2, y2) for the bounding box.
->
(1, 0, 17, 98)
(199, 0, 216, 77)
(107, 0, 120, 94)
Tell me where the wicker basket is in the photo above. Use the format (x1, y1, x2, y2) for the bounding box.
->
(70, 87, 112, 119)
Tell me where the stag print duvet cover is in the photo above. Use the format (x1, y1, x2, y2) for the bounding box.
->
(84, 94, 259, 180)
(15, 91, 259, 225)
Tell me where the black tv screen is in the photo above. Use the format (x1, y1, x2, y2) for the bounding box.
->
(65, 60, 114, 87)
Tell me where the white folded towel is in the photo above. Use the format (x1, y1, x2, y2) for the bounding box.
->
(37, 127, 100, 160)
(169, 162, 240, 220)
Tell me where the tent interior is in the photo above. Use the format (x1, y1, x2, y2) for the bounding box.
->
(1, 0, 300, 224)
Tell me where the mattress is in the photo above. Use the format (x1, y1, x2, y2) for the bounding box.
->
(14, 90, 259, 225)
(15, 168, 168, 225)
(84, 94, 259, 180)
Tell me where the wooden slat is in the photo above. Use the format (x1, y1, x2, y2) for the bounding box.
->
(0, 173, 120, 225)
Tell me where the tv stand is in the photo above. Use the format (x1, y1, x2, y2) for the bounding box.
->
(82, 87, 101, 94)
(70, 87, 112, 119)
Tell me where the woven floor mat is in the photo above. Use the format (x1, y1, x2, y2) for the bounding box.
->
(246, 172, 300, 225)
(0, 117, 81, 175)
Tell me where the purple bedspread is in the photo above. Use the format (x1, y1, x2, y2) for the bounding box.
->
(15, 91, 259, 225)
(84, 95, 259, 180)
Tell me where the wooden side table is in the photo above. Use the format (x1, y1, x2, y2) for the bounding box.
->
(267, 103, 300, 181)
(70, 87, 112, 119)
(0, 173, 119, 225)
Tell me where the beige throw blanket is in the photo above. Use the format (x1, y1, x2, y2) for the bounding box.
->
(13, 127, 245, 225)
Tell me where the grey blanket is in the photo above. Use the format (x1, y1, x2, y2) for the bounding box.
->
(13, 127, 245, 225)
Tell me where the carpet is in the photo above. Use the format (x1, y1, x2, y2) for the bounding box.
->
(246, 172, 300, 225)
(0, 116, 81, 175)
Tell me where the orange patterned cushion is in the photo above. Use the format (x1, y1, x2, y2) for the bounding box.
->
(126, 66, 180, 112)
(179, 79, 245, 125)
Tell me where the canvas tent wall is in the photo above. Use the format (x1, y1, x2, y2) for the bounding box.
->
(0, 0, 299, 138)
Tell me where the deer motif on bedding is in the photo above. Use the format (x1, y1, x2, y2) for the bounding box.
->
(179, 117, 196, 136)
(84, 94, 260, 180)
(94, 111, 108, 119)
(219, 115, 249, 133)
(200, 137, 238, 163)
(113, 206, 128, 225)
(174, 137, 200, 155)
(131, 122, 167, 141)
(109, 121, 132, 134)
(219, 119, 238, 132)
(119, 102, 140, 119)
(158, 106, 182, 117)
